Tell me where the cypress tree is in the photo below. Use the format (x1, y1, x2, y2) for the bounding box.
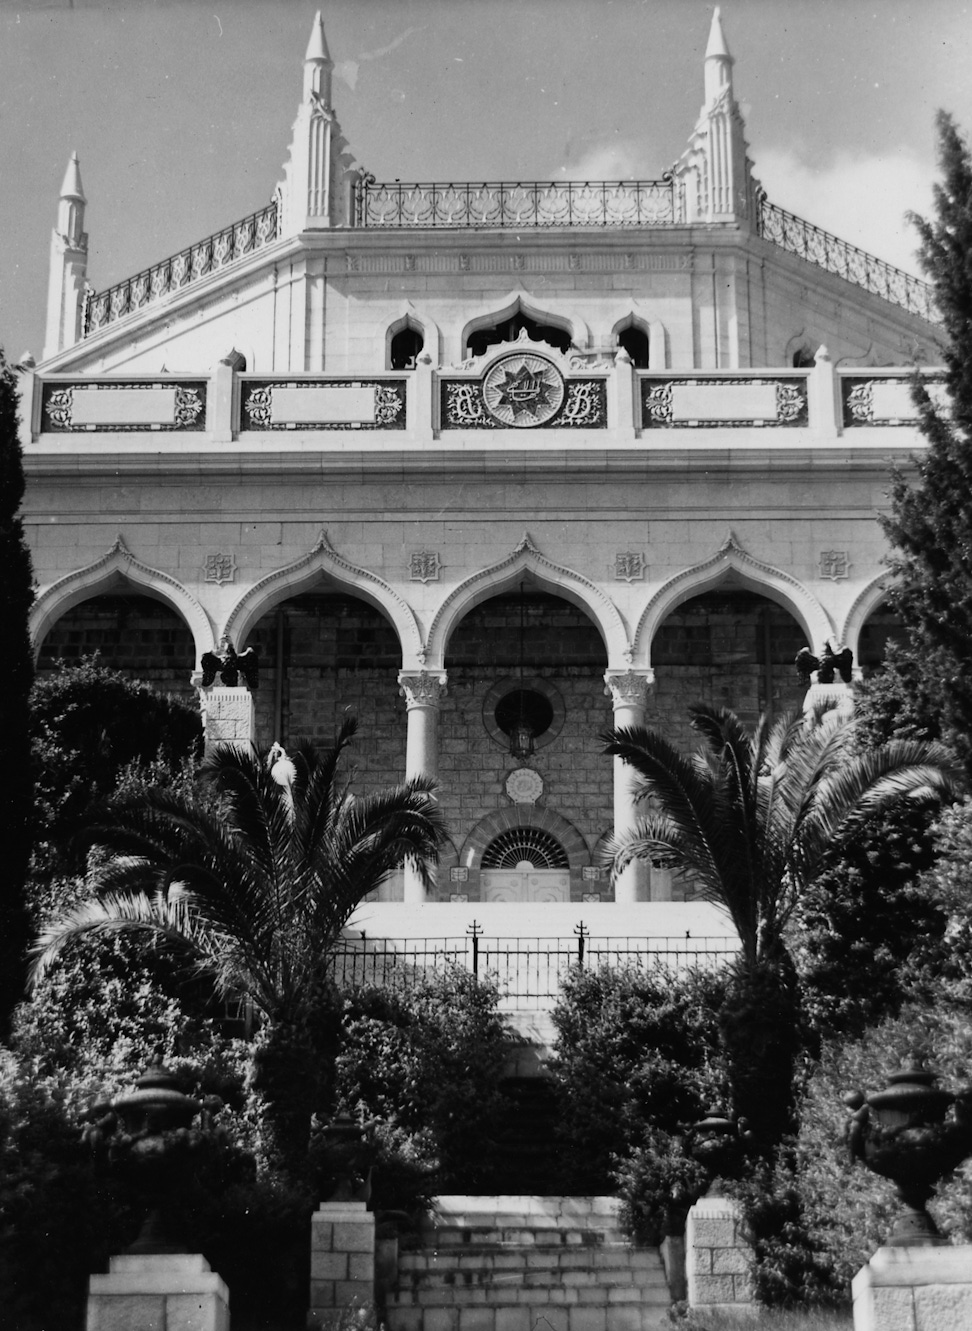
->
(0, 348, 35, 1040)
(881, 112, 972, 770)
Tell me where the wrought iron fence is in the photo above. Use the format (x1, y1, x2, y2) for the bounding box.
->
(353, 178, 678, 229)
(757, 198, 935, 322)
(330, 928, 738, 1010)
(82, 201, 279, 336)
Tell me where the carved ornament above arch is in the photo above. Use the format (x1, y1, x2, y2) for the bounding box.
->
(636, 530, 834, 659)
(29, 535, 213, 664)
(423, 531, 631, 670)
(222, 529, 424, 664)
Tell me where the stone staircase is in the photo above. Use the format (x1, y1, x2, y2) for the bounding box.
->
(385, 1196, 672, 1331)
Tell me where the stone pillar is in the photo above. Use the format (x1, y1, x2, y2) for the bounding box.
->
(308, 1201, 376, 1331)
(603, 669, 654, 904)
(86, 1253, 229, 1331)
(198, 684, 256, 755)
(398, 670, 447, 905)
(685, 1194, 754, 1316)
(852, 1245, 972, 1331)
(808, 344, 840, 437)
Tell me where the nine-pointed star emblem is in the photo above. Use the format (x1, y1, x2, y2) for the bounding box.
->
(493, 363, 555, 420)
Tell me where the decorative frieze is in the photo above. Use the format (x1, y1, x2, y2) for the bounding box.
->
(641, 376, 808, 428)
(42, 380, 207, 432)
(239, 379, 405, 431)
(441, 353, 607, 430)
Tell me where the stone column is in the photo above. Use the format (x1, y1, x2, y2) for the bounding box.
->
(398, 670, 447, 905)
(308, 1202, 376, 1331)
(603, 669, 654, 905)
(86, 1254, 230, 1331)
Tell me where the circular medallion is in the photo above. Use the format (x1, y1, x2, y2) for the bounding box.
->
(505, 767, 544, 805)
(482, 353, 565, 428)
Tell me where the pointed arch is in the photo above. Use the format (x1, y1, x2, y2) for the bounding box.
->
(29, 536, 213, 664)
(841, 572, 896, 662)
(610, 309, 668, 369)
(381, 301, 442, 368)
(458, 290, 591, 359)
(424, 532, 630, 670)
(636, 531, 833, 661)
(223, 529, 423, 665)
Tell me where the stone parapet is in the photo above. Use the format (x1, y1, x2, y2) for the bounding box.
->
(852, 1244, 972, 1331)
(685, 1195, 755, 1316)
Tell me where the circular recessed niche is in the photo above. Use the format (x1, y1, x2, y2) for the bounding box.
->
(482, 677, 566, 751)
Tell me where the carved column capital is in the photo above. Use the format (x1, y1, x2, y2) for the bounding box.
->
(603, 668, 655, 711)
(398, 670, 448, 709)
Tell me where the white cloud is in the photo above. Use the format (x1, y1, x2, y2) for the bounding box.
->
(753, 148, 934, 278)
(555, 137, 656, 182)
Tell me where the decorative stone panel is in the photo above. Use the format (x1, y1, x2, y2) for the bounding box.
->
(841, 374, 948, 427)
(441, 353, 607, 430)
(239, 379, 406, 430)
(42, 380, 207, 432)
(640, 375, 808, 428)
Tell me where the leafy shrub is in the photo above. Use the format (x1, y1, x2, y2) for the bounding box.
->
(334, 968, 512, 1214)
(733, 1002, 972, 1306)
(548, 964, 728, 1237)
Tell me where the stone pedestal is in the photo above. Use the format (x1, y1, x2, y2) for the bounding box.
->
(86, 1253, 229, 1331)
(200, 685, 256, 752)
(852, 1245, 972, 1331)
(308, 1201, 375, 1330)
(685, 1194, 755, 1317)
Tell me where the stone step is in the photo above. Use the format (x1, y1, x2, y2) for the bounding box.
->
(399, 1250, 665, 1275)
(422, 1228, 624, 1249)
(388, 1285, 671, 1308)
(429, 1197, 622, 1226)
(394, 1274, 667, 1296)
(386, 1304, 672, 1331)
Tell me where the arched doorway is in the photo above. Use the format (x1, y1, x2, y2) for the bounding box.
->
(247, 592, 404, 794)
(443, 587, 608, 899)
(37, 593, 197, 698)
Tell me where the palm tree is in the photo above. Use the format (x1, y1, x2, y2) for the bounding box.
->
(30, 717, 446, 1174)
(603, 704, 960, 1148)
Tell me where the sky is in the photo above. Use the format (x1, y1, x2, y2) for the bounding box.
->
(2, 0, 971, 363)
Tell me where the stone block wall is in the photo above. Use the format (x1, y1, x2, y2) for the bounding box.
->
(37, 593, 197, 699)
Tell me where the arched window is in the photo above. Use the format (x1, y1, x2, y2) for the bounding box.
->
(617, 322, 650, 369)
(467, 312, 571, 358)
(792, 345, 815, 368)
(390, 325, 424, 369)
(481, 827, 569, 870)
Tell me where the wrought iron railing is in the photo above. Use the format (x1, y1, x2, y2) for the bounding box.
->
(82, 201, 279, 336)
(330, 931, 738, 1011)
(757, 198, 935, 322)
(353, 177, 678, 229)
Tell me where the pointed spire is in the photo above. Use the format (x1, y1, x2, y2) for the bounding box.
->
(304, 9, 332, 66)
(303, 9, 333, 103)
(704, 7, 734, 107)
(60, 151, 86, 204)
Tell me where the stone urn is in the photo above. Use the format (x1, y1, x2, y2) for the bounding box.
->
(319, 1113, 377, 1203)
(684, 1105, 753, 1195)
(845, 1058, 972, 1246)
(86, 1063, 205, 1254)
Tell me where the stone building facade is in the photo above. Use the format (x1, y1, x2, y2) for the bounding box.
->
(20, 10, 939, 949)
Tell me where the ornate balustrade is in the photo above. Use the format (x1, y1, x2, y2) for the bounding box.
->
(82, 201, 279, 336)
(757, 199, 936, 322)
(353, 177, 679, 228)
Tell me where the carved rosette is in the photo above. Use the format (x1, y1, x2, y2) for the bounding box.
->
(399, 671, 448, 709)
(604, 669, 654, 711)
